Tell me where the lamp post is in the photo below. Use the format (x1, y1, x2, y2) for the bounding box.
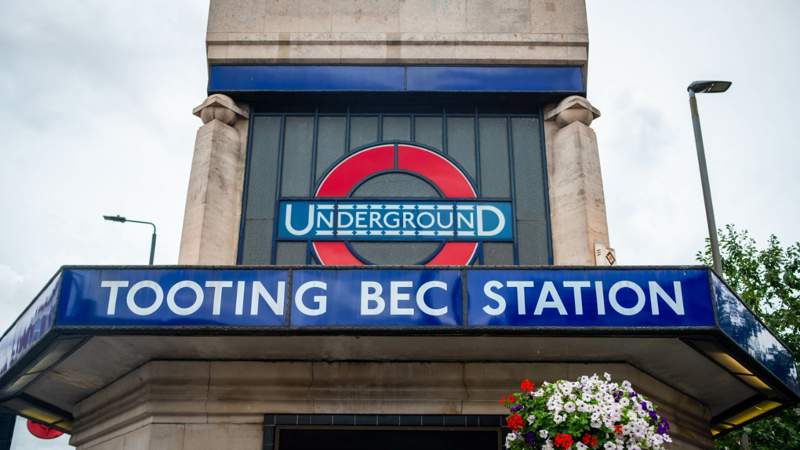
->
(103, 215, 157, 265)
(687, 80, 731, 277)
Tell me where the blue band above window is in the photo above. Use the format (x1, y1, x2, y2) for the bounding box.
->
(207, 65, 585, 94)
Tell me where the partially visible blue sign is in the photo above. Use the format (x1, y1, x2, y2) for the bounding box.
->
(0, 274, 60, 379)
(278, 200, 513, 241)
(713, 274, 800, 394)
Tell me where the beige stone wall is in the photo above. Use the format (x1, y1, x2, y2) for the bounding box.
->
(70, 361, 713, 450)
(545, 96, 613, 265)
(206, 0, 589, 66)
(178, 94, 250, 265)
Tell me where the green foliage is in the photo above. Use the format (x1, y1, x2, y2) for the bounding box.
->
(697, 225, 800, 450)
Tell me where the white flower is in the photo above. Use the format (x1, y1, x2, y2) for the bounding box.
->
(575, 443, 588, 450)
(603, 372, 612, 381)
(505, 432, 517, 449)
(539, 430, 549, 439)
(603, 443, 616, 450)
(526, 414, 536, 424)
(564, 402, 576, 413)
(553, 414, 565, 424)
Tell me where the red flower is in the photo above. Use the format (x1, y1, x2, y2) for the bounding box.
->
(581, 434, 591, 445)
(590, 436, 598, 448)
(500, 393, 516, 406)
(614, 424, 623, 434)
(554, 433, 574, 449)
(506, 413, 524, 430)
(520, 378, 535, 392)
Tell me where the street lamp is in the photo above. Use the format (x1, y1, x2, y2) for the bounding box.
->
(687, 80, 731, 277)
(103, 215, 157, 265)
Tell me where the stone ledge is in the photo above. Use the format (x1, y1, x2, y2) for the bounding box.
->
(206, 31, 589, 45)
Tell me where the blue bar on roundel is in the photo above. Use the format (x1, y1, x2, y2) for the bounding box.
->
(277, 200, 513, 241)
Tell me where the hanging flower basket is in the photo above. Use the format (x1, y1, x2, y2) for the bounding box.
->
(501, 373, 672, 450)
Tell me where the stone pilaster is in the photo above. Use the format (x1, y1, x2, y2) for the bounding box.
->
(544, 96, 614, 265)
(178, 94, 249, 265)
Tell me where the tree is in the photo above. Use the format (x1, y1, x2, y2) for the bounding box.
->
(696, 225, 800, 450)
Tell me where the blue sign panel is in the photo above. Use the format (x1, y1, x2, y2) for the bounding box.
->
(713, 274, 800, 394)
(0, 274, 60, 378)
(278, 200, 513, 242)
(58, 269, 289, 327)
(406, 66, 585, 93)
(207, 65, 585, 94)
(52, 268, 718, 330)
(291, 270, 462, 327)
(467, 269, 715, 327)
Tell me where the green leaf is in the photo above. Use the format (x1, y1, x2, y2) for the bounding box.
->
(699, 226, 800, 449)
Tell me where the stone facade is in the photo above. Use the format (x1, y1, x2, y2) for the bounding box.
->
(206, 0, 589, 67)
(178, 94, 250, 265)
(181, 0, 610, 267)
(64, 2, 703, 449)
(544, 96, 613, 265)
(70, 361, 713, 450)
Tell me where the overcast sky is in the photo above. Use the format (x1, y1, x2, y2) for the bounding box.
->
(1, 1, 799, 448)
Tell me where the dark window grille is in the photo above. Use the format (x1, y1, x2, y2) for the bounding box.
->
(239, 105, 551, 266)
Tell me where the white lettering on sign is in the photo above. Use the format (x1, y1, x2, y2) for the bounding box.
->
(476, 280, 685, 317)
(295, 281, 327, 316)
(359, 281, 449, 316)
(97, 277, 685, 320)
(101, 280, 288, 317)
(166, 280, 204, 316)
(279, 201, 513, 241)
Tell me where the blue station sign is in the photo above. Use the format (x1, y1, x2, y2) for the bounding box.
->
(1, 266, 798, 402)
(54, 267, 713, 329)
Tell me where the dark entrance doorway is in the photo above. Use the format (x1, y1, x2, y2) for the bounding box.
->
(277, 428, 500, 450)
(264, 415, 504, 450)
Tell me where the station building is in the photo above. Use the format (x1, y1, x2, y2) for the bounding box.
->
(0, 1, 797, 449)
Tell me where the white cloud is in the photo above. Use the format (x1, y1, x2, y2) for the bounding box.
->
(0, 264, 24, 304)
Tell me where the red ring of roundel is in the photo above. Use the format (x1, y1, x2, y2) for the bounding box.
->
(312, 143, 479, 266)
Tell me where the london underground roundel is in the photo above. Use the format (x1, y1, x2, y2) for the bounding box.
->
(277, 143, 513, 266)
(27, 420, 64, 440)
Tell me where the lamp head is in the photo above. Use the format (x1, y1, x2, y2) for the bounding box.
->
(103, 215, 127, 223)
(688, 80, 732, 94)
